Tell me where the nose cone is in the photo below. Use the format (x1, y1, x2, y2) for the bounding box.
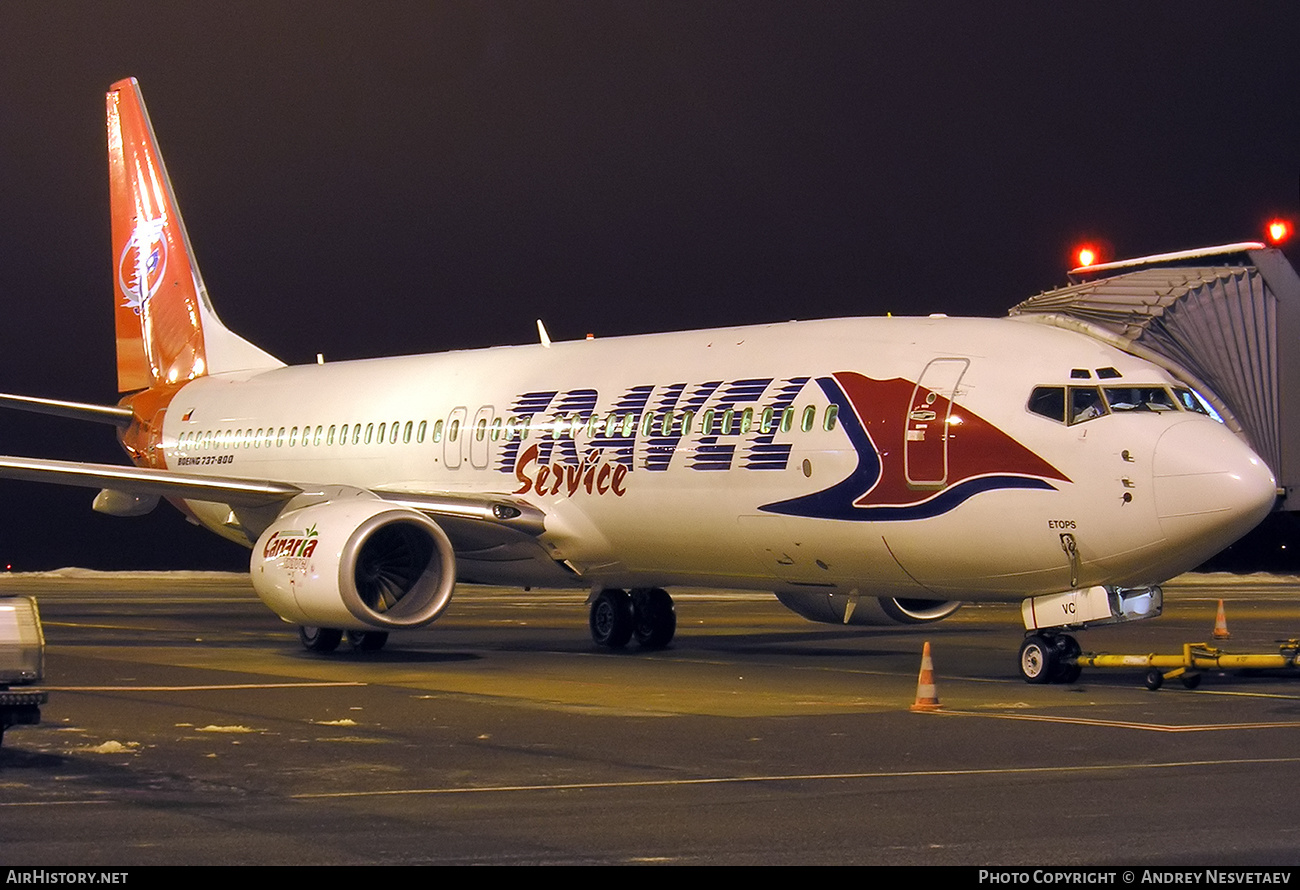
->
(1153, 420, 1276, 560)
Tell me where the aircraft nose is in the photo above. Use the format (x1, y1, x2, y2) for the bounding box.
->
(1152, 419, 1277, 553)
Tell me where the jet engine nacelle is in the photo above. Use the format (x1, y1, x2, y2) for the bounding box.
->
(775, 591, 963, 627)
(251, 496, 456, 631)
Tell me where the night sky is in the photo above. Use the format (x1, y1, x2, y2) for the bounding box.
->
(1, 3, 1297, 570)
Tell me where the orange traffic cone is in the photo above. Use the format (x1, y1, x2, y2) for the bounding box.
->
(910, 641, 941, 712)
(1213, 599, 1231, 640)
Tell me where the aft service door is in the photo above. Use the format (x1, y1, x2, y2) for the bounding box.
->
(904, 358, 968, 489)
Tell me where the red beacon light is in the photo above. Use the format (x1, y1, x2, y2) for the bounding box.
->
(1074, 245, 1099, 268)
(1266, 218, 1292, 245)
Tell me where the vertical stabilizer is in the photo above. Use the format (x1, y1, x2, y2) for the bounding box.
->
(106, 78, 281, 393)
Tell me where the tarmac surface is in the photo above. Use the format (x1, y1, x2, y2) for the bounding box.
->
(3, 571, 1300, 865)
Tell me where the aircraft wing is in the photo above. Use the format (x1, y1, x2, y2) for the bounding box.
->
(0, 455, 548, 552)
(0, 456, 300, 506)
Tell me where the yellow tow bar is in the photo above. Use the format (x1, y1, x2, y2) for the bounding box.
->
(1074, 641, 1300, 690)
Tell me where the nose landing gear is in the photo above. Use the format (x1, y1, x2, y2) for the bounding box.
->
(1018, 585, 1162, 684)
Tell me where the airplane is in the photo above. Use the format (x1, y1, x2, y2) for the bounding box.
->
(0, 78, 1288, 683)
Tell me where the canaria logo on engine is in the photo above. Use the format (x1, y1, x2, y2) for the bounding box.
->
(262, 524, 320, 560)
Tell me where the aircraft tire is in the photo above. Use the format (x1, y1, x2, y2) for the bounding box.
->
(590, 588, 634, 649)
(1018, 635, 1056, 684)
(631, 588, 676, 649)
(299, 626, 343, 653)
(346, 630, 390, 652)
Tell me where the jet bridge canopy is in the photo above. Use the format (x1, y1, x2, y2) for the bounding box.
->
(1009, 244, 1300, 509)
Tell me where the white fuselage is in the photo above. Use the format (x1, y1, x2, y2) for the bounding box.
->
(157, 315, 1277, 600)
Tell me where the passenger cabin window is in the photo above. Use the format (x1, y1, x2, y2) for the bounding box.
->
(824, 405, 839, 431)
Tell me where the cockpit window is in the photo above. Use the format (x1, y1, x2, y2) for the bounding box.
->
(1028, 386, 1065, 422)
(1070, 387, 1107, 424)
(1032, 384, 1198, 425)
(1173, 387, 1212, 416)
(1103, 387, 1177, 412)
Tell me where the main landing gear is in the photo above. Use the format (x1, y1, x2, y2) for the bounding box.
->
(298, 626, 389, 653)
(589, 587, 676, 650)
(1018, 632, 1082, 684)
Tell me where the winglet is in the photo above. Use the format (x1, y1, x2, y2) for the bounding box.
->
(536, 319, 552, 348)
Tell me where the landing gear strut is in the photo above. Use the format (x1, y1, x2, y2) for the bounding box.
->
(1018, 632, 1081, 684)
(589, 587, 676, 650)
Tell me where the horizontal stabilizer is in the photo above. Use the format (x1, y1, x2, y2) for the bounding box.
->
(0, 393, 134, 427)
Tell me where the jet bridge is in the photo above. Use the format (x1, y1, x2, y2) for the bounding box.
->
(1009, 243, 1300, 509)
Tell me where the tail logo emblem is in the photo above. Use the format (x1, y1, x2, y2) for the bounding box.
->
(117, 217, 168, 313)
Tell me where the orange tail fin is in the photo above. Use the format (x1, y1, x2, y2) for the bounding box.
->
(107, 77, 280, 393)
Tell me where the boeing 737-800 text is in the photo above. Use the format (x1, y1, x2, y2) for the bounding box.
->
(0, 79, 1282, 682)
